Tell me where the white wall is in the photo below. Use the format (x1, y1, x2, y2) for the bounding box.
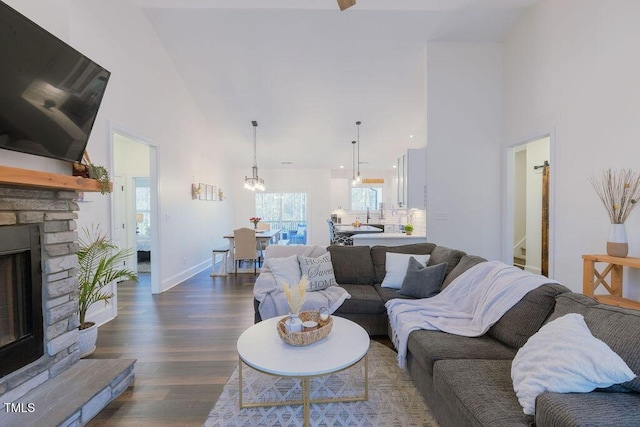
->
(425, 43, 505, 260)
(2, 0, 235, 303)
(505, 0, 640, 297)
(514, 149, 527, 252)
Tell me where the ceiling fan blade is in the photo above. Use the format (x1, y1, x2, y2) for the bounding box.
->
(337, 0, 356, 11)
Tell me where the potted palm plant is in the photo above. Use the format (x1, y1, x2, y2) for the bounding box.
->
(77, 226, 137, 357)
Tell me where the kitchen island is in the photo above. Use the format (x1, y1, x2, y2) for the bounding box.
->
(351, 232, 427, 246)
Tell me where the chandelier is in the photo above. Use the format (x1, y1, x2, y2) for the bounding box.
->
(244, 120, 265, 191)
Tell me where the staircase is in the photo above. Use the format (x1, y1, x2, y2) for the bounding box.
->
(513, 247, 526, 270)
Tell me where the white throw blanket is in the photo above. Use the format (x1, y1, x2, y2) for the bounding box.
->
(386, 261, 559, 368)
(254, 245, 350, 319)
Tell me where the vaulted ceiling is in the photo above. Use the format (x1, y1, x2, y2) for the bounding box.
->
(136, 0, 538, 170)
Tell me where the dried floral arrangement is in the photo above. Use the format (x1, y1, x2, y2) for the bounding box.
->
(281, 275, 308, 314)
(589, 168, 640, 224)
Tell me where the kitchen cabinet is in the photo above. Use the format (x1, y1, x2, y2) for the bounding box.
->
(397, 148, 426, 209)
(330, 178, 349, 210)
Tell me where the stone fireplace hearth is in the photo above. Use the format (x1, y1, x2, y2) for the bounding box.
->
(0, 180, 134, 426)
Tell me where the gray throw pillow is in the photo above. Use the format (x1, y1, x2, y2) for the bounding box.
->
(397, 258, 448, 299)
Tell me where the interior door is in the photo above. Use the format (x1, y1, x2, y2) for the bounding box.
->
(112, 174, 134, 270)
(540, 161, 549, 277)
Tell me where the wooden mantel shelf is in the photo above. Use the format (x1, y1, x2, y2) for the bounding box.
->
(0, 165, 103, 192)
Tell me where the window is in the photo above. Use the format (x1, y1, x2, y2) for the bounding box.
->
(351, 186, 383, 210)
(255, 192, 307, 244)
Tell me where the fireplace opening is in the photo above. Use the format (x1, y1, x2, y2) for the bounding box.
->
(0, 225, 43, 378)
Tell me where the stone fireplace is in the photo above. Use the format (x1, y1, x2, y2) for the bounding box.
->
(0, 185, 82, 399)
(0, 175, 134, 426)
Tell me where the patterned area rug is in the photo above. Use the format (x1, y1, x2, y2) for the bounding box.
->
(203, 341, 438, 426)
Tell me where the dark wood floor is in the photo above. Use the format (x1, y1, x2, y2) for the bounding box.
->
(87, 269, 392, 426)
(87, 270, 257, 427)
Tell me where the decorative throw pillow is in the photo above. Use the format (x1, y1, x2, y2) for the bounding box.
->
(381, 253, 430, 289)
(297, 252, 337, 291)
(265, 254, 301, 287)
(511, 313, 636, 415)
(397, 258, 447, 299)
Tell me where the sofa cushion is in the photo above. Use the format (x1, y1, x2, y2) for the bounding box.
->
(487, 283, 571, 349)
(547, 293, 640, 392)
(373, 283, 414, 304)
(397, 259, 447, 299)
(326, 246, 374, 285)
(380, 252, 430, 289)
(426, 245, 466, 277)
(433, 359, 533, 426)
(535, 390, 640, 426)
(264, 254, 301, 286)
(512, 313, 636, 415)
(297, 252, 336, 291)
(407, 329, 516, 378)
(335, 284, 386, 315)
(441, 254, 487, 288)
(370, 243, 436, 283)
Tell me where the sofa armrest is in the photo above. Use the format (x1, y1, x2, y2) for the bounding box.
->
(535, 390, 640, 426)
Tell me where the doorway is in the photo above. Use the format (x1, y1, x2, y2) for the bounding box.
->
(111, 127, 160, 294)
(509, 136, 552, 277)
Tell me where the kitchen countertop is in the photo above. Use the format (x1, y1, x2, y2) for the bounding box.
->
(351, 232, 424, 239)
(351, 232, 427, 246)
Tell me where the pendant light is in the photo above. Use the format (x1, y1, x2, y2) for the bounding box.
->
(351, 140, 357, 186)
(244, 120, 265, 191)
(356, 121, 362, 183)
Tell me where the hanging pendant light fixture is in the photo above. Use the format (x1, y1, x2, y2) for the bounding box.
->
(356, 121, 362, 183)
(244, 120, 265, 191)
(351, 140, 357, 186)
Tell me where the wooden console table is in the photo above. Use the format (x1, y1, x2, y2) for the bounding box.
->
(582, 254, 640, 310)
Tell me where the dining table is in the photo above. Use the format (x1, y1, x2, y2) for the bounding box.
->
(223, 229, 281, 272)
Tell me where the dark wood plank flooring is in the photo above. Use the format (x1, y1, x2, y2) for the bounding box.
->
(87, 269, 392, 426)
(86, 271, 257, 427)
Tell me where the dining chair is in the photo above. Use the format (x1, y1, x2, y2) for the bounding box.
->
(233, 227, 259, 275)
(327, 220, 352, 246)
(255, 222, 270, 259)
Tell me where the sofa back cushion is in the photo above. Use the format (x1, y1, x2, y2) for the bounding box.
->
(426, 246, 466, 278)
(486, 283, 571, 349)
(370, 243, 436, 283)
(441, 254, 487, 289)
(327, 245, 375, 285)
(547, 293, 640, 392)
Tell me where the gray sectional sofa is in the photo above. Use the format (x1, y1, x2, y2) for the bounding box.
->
(253, 243, 640, 426)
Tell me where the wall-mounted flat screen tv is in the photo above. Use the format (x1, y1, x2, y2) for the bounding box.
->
(0, 1, 111, 163)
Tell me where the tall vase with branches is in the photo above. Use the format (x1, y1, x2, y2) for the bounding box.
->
(590, 169, 640, 257)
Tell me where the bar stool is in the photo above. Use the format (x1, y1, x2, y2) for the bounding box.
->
(210, 247, 229, 276)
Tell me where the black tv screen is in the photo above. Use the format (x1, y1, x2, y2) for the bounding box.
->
(0, 1, 110, 163)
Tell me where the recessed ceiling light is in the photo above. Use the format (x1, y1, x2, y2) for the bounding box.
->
(409, 134, 414, 139)
(340, 165, 344, 169)
(393, 165, 397, 168)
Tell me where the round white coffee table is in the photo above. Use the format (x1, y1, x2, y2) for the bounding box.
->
(237, 315, 370, 426)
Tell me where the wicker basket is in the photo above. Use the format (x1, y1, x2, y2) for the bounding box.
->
(277, 310, 333, 346)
